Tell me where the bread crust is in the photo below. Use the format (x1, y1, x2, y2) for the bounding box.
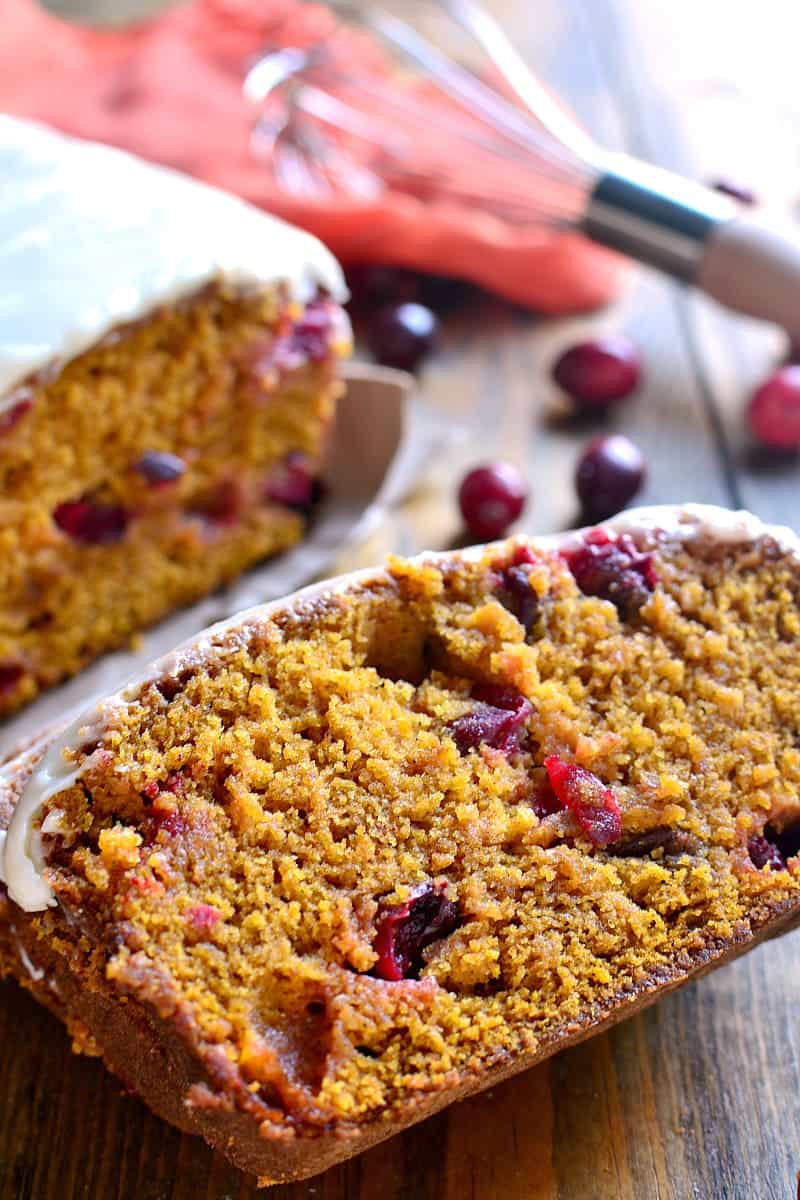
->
(3, 886, 799, 1184)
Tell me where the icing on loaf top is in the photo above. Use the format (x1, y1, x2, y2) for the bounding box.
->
(0, 115, 347, 403)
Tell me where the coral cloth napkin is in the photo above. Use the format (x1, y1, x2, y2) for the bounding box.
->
(0, 0, 625, 310)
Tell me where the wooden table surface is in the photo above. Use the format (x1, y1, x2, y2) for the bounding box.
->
(4, 2, 800, 1199)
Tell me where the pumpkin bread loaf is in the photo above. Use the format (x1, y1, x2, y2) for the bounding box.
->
(0, 116, 350, 716)
(2, 505, 800, 1182)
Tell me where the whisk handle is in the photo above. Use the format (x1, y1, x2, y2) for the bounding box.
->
(699, 215, 800, 338)
(586, 155, 800, 337)
(584, 156, 731, 282)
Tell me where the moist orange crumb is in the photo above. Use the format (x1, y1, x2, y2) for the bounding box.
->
(0, 284, 346, 716)
(20, 526, 800, 1134)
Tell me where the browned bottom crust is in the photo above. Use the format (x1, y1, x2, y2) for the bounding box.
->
(2, 892, 799, 1183)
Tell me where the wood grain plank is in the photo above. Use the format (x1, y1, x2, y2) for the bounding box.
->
(443, 1065, 557, 1200)
(590, 0, 800, 527)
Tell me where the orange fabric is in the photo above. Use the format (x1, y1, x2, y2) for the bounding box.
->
(0, 0, 625, 310)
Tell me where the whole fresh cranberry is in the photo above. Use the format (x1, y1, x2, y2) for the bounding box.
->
(576, 435, 646, 521)
(458, 463, 528, 541)
(367, 303, 439, 372)
(747, 367, 800, 449)
(372, 883, 461, 980)
(420, 274, 473, 315)
(54, 499, 129, 545)
(552, 336, 641, 409)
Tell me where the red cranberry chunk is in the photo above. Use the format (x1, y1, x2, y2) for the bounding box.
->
(748, 834, 786, 871)
(54, 499, 129, 545)
(531, 779, 562, 819)
(264, 453, 315, 510)
(187, 904, 222, 933)
(201, 479, 243, 525)
(145, 806, 186, 844)
(372, 884, 461, 981)
(0, 661, 25, 695)
(287, 299, 336, 365)
(134, 450, 187, 486)
(552, 337, 641, 409)
(450, 686, 533, 755)
(496, 552, 540, 633)
(252, 299, 336, 377)
(458, 463, 528, 541)
(268, 295, 335, 369)
(564, 530, 656, 617)
(0, 397, 33, 437)
(544, 756, 622, 847)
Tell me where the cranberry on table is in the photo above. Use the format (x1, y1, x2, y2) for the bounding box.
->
(575, 434, 646, 522)
(747, 367, 800, 449)
(367, 303, 439, 372)
(345, 265, 421, 309)
(458, 462, 528, 541)
(420, 274, 473, 315)
(552, 336, 641, 409)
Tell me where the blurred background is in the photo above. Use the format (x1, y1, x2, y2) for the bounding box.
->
(21, 0, 800, 554)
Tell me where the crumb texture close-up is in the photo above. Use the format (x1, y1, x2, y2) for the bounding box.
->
(3, 519, 800, 1178)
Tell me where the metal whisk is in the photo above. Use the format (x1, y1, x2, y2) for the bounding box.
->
(244, 0, 800, 337)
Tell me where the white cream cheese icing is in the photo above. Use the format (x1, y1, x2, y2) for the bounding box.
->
(0, 115, 348, 402)
(2, 503, 796, 912)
